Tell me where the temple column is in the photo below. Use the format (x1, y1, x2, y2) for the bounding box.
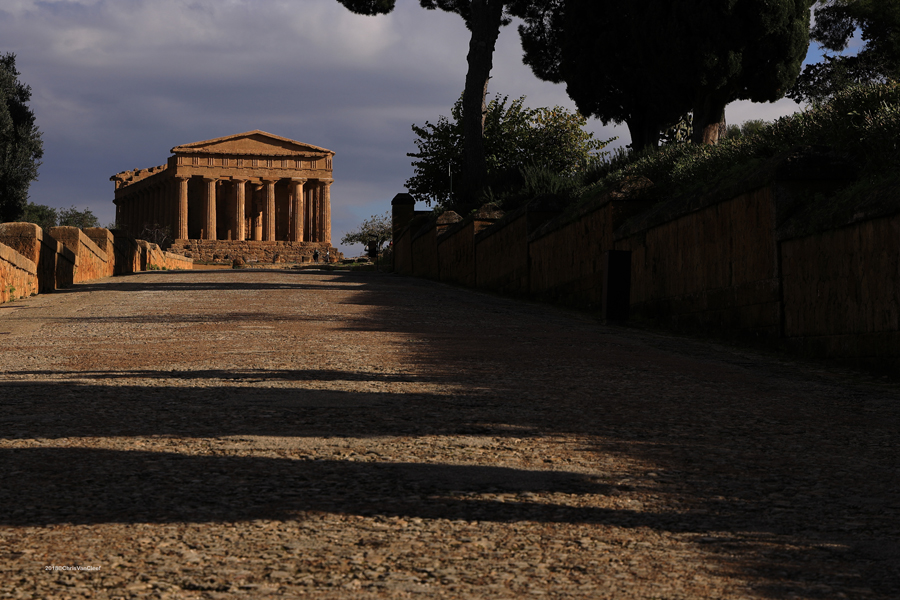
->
(156, 184, 164, 227)
(290, 178, 306, 242)
(263, 179, 276, 241)
(233, 179, 246, 241)
(139, 189, 148, 233)
(252, 184, 263, 241)
(203, 177, 217, 240)
(152, 185, 160, 227)
(321, 178, 333, 245)
(309, 185, 318, 242)
(176, 177, 189, 240)
(316, 179, 325, 242)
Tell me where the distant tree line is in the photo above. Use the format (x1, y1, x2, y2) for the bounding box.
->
(19, 202, 99, 230)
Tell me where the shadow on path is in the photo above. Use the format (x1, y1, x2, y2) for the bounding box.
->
(2, 270, 899, 598)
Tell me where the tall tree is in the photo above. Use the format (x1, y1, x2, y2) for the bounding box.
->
(683, 0, 813, 144)
(406, 94, 606, 208)
(0, 53, 43, 223)
(519, 0, 690, 151)
(519, 0, 813, 149)
(789, 0, 900, 104)
(335, 0, 536, 207)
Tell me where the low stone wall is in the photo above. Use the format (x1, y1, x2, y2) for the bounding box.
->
(616, 187, 782, 338)
(83, 228, 117, 278)
(439, 209, 501, 288)
(0, 223, 191, 301)
(48, 226, 110, 284)
(476, 209, 558, 296)
(411, 227, 439, 280)
(169, 240, 341, 264)
(392, 161, 900, 370)
(0, 222, 69, 293)
(0, 241, 38, 303)
(393, 228, 413, 275)
(112, 230, 141, 275)
(410, 212, 462, 281)
(529, 192, 653, 308)
(781, 213, 900, 369)
(138, 241, 194, 271)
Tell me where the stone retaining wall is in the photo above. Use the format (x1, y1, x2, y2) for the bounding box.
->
(169, 240, 341, 264)
(438, 209, 501, 288)
(138, 241, 194, 271)
(393, 228, 413, 275)
(0, 223, 74, 293)
(0, 223, 194, 303)
(83, 228, 117, 278)
(617, 187, 782, 338)
(781, 213, 900, 369)
(112, 230, 142, 275)
(393, 172, 900, 370)
(0, 241, 37, 303)
(48, 226, 110, 283)
(476, 209, 558, 296)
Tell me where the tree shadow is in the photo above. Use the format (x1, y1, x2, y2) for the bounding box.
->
(3, 269, 900, 597)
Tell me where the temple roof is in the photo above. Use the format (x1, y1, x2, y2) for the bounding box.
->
(171, 130, 334, 157)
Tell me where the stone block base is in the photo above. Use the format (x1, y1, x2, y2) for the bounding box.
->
(168, 240, 343, 264)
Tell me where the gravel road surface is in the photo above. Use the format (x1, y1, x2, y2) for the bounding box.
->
(1, 269, 898, 599)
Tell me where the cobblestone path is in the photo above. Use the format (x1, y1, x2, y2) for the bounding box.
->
(1, 269, 898, 599)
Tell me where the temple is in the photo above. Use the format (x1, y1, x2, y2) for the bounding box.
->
(111, 130, 340, 263)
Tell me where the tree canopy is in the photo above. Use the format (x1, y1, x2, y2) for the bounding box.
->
(406, 94, 608, 208)
(519, 0, 813, 150)
(789, 0, 900, 104)
(335, 0, 539, 206)
(18, 203, 99, 231)
(20, 201, 56, 231)
(58, 205, 99, 229)
(340, 211, 392, 253)
(0, 53, 43, 223)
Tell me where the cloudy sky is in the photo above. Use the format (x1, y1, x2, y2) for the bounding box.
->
(2, 0, 822, 255)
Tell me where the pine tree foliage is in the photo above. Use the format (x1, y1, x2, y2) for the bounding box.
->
(789, 0, 900, 103)
(519, 0, 813, 149)
(0, 53, 43, 223)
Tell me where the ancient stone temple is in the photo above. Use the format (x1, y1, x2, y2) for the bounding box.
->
(111, 131, 341, 263)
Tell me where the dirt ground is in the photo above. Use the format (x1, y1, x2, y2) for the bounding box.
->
(1, 269, 898, 599)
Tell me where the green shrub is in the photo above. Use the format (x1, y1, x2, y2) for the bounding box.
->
(578, 81, 900, 203)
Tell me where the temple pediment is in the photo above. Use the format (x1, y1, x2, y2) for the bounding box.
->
(171, 130, 334, 157)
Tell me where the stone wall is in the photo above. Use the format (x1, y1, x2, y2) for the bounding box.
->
(0, 241, 37, 303)
(616, 187, 782, 338)
(781, 214, 900, 368)
(112, 230, 142, 276)
(438, 209, 502, 288)
(393, 169, 900, 370)
(169, 239, 340, 264)
(138, 241, 194, 271)
(393, 228, 413, 275)
(0, 222, 78, 293)
(410, 211, 462, 281)
(411, 226, 439, 280)
(48, 226, 110, 283)
(83, 228, 117, 278)
(0, 223, 193, 303)
(476, 209, 558, 296)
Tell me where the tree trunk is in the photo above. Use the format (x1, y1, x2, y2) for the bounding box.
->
(460, 0, 505, 208)
(691, 90, 728, 145)
(626, 115, 661, 153)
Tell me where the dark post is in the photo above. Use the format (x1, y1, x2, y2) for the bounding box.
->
(602, 250, 632, 321)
